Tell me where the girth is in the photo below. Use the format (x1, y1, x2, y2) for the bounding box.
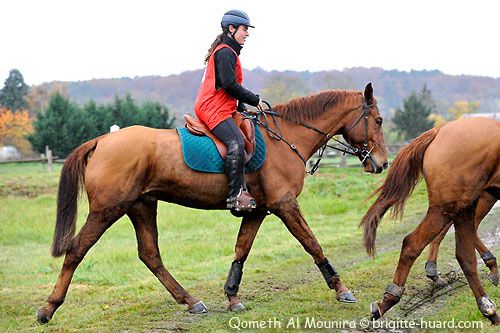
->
(184, 113, 256, 164)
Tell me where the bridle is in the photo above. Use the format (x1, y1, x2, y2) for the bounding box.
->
(241, 100, 375, 175)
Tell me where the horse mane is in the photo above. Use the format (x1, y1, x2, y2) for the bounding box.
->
(273, 90, 363, 123)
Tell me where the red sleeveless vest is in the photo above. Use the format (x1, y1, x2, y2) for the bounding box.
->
(194, 44, 243, 130)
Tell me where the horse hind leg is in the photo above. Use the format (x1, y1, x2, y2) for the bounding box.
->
(37, 204, 129, 324)
(425, 192, 498, 287)
(370, 205, 451, 320)
(425, 222, 452, 286)
(454, 210, 499, 325)
(127, 200, 206, 313)
(474, 192, 498, 286)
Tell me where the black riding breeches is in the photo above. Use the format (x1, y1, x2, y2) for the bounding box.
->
(212, 117, 245, 158)
(212, 117, 245, 197)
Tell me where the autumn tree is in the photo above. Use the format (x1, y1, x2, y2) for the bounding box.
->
(0, 108, 33, 153)
(448, 100, 480, 120)
(0, 69, 29, 112)
(25, 86, 51, 117)
(428, 113, 447, 127)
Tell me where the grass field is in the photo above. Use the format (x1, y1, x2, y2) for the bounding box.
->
(0, 162, 498, 332)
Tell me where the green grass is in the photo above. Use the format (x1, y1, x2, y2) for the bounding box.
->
(0, 163, 498, 332)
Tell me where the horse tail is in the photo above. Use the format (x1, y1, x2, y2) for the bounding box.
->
(51, 138, 99, 257)
(360, 125, 443, 257)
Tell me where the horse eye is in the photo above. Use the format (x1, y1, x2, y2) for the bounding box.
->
(375, 117, 383, 125)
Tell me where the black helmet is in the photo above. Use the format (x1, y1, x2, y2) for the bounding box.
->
(221, 10, 254, 29)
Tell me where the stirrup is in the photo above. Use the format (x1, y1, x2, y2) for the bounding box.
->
(227, 190, 256, 212)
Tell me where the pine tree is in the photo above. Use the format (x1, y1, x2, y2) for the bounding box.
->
(137, 101, 176, 129)
(28, 93, 91, 157)
(29, 92, 176, 157)
(0, 69, 29, 112)
(392, 86, 435, 140)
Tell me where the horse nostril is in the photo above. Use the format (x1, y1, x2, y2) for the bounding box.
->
(383, 162, 388, 170)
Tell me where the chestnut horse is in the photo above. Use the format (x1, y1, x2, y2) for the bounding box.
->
(361, 117, 499, 325)
(37, 84, 388, 324)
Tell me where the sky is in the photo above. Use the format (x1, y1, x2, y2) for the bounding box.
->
(1, 0, 499, 85)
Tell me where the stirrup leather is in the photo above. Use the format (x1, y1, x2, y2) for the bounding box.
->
(227, 189, 256, 211)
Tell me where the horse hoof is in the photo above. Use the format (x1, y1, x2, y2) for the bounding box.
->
(425, 261, 438, 280)
(370, 302, 381, 320)
(336, 291, 357, 303)
(188, 301, 208, 314)
(487, 272, 499, 287)
(229, 302, 245, 312)
(486, 313, 500, 326)
(37, 307, 50, 324)
(434, 276, 448, 288)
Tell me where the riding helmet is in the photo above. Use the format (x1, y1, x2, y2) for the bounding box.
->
(221, 10, 254, 29)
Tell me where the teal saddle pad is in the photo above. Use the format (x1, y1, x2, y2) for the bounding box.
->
(176, 124, 266, 173)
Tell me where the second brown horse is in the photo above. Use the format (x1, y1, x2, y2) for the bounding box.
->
(361, 117, 499, 325)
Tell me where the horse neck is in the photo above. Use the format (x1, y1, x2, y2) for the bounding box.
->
(276, 97, 358, 161)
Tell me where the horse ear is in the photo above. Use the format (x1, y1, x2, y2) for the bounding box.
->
(364, 82, 373, 101)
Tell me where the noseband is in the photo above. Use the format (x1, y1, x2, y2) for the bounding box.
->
(242, 100, 375, 175)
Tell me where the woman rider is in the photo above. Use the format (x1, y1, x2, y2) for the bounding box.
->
(195, 10, 263, 212)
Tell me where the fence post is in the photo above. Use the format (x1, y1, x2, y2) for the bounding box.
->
(340, 154, 347, 168)
(45, 145, 53, 172)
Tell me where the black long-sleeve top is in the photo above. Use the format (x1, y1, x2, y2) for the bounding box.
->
(214, 35, 260, 111)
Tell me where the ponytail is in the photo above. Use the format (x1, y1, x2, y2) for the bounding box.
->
(204, 29, 229, 64)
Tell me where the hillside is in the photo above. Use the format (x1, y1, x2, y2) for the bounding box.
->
(35, 67, 500, 121)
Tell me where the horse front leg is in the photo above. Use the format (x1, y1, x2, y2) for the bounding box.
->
(225, 210, 266, 311)
(270, 192, 356, 303)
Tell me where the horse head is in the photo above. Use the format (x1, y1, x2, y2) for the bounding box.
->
(342, 83, 388, 174)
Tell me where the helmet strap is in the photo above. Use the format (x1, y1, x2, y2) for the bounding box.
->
(228, 25, 238, 40)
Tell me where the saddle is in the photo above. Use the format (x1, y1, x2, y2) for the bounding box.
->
(184, 113, 256, 164)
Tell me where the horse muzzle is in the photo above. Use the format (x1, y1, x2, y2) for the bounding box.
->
(363, 156, 387, 174)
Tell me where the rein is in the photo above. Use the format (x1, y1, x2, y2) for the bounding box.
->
(241, 100, 374, 175)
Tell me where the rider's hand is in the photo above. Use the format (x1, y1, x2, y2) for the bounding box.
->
(246, 99, 263, 115)
(257, 98, 264, 111)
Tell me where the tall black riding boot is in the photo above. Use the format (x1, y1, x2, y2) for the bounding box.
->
(224, 155, 256, 211)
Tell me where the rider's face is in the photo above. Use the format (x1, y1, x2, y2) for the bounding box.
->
(230, 25, 249, 45)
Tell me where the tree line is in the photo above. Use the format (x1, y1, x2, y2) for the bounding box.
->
(0, 68, 481, 158)
(28, 93, 175, 157)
